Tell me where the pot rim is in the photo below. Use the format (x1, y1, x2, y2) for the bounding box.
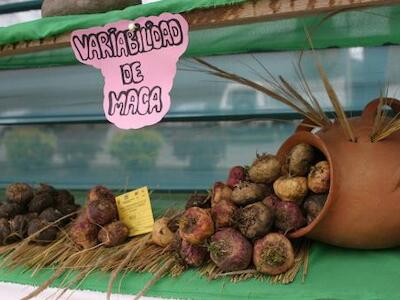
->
(275, 130, 335, 239)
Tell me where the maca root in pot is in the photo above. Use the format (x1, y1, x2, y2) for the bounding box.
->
(179, 207, 214, 245)
(284, 143, 315, 176)
(209, 228, 252, 272)
(248, 154, 281, 184)
(273, 176, 308, 203)
(231, 182, 267, 206)
(308, 161, 330, 194)
(303, 194, 327, 224)
(211, 199, 237, 229)
(253, 233, 295, 275)
(236, 202, 274, 239)
(6, 183, 34, 206)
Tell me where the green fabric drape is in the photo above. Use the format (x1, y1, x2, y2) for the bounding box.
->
(0, 242, 399, 299)
(0, 0, 245, 45)
(1, 5, 400, 70)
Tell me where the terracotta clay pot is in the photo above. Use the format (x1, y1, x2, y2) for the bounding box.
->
(277, 98, 400, 249)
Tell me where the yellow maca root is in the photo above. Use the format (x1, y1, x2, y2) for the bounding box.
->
(308, 161, 330, 193)
(273, 176, 308, 203)
(152, 217, 174, 247)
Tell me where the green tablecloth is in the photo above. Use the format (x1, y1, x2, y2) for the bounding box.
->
(0, 242, 398, 300)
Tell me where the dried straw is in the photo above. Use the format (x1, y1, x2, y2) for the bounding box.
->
(187, 58, 330, 129)
(0, 210, 312, 300)
(370, 96, 400, 142)
(303, 28, 356, 142)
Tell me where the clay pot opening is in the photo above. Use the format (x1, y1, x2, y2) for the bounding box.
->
(276, 130, 334, 239)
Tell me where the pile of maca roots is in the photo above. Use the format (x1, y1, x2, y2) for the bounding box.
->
(0, 183, 79, 244)
(70, 186, 129, 249)
(152, 143, 330, 275)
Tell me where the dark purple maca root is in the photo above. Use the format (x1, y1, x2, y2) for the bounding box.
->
(185, 193, 210, 209)
(180, 239, 208, 267)
(274, 201, 306, 233)
(236, 202, 274, 239)
(0, 218, 11, 245)
(302, 194, 327, 224)
(211, 198, 237, 229)
(27, 218, 58, 244)
(28, 192, 54, 213)
(36, 183, 57, 195)
(70, 211, 99, 249)
(54, 190, 75, 207)
(9, 214, 30, 241)
(87, 198, 118, 225)
(6, 183, 34, 206)
(0, 202, 25, 219)
(39, 207, 63, 223)
(55, 203, 80, 217)
(87, 185, 115, 203)
(98, 221, 129, 247)
(209, 228, 252, 272)
(253, 233, 295, 275)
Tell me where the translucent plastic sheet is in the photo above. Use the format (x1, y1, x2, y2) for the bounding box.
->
(1, 46, 397, 122)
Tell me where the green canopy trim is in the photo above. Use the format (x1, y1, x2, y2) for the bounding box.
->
(0, 0, 244, 46)
(0, 5, 400, 70)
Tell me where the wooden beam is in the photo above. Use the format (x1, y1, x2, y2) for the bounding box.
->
(0, 0, 399, 57)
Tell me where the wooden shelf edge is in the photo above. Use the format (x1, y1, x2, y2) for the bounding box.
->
(0, 0, 399, 58)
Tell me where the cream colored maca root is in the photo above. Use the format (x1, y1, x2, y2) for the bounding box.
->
(308, 161, 330, 193)
(285, 143, 315, 176)
(248, 154, 281, 184)
(273, 176, 308, 203)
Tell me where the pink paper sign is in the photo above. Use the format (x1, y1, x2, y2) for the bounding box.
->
(70, 13, 189, 129)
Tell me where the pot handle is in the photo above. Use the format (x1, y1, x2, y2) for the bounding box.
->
(361, 97, 400, 124)
(295, 118, 316, 133)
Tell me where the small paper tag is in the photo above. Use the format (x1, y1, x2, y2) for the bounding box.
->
(116, 186, 154, 236)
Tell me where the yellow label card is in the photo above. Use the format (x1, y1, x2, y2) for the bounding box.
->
(115, 186, 154, 237)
